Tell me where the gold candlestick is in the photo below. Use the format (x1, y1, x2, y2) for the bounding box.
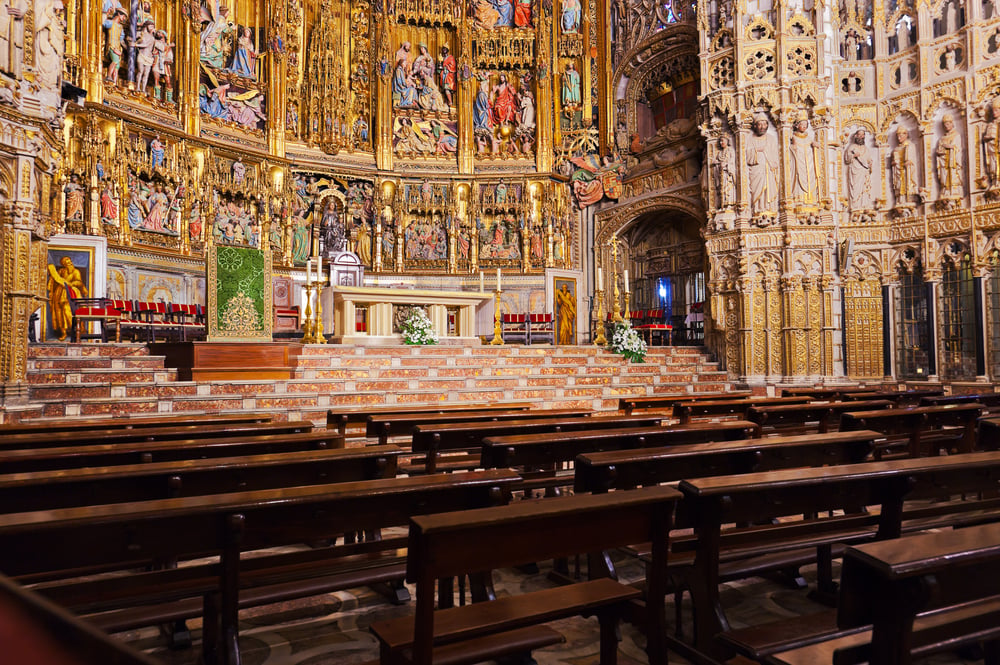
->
(301, 283, 315, 344)
(624, 289, 631, 321)
(489, 287, 504, 345)
(314, 280, 328, 344)
(612, 279, 623, 323)
(594, 288, 608, 346)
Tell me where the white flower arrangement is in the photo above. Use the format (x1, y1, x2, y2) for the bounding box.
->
(608, 320, 647, 363)
(401, 308, 439, 345)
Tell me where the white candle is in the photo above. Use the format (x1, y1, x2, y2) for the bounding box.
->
(479, 271, 484, 292)
(316, 256, 323, 283)
(597, 267, 603, 291)
(624, 270, 630, 293)
(496, 268, 502, 290)
(306, 259, 312, 285)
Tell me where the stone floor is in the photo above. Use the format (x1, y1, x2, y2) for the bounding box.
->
(117, 550, 980, 665)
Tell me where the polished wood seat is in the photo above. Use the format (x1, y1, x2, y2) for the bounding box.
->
(327, 402, 532, 436)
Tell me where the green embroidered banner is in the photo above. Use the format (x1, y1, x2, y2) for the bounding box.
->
(207, 245, 273, 341)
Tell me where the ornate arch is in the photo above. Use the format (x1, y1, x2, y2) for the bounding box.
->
(594, 192, 705, 247)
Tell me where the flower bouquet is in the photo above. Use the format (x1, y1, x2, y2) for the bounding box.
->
(401, 307, 439, 345)
(608, 319, 646, 363)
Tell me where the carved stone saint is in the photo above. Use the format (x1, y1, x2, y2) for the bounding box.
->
(891, 125, 918, 204)
(746, 114, 779, 215)
(790, 112, 820, 204)
(935, 113, 963, 199)
(712, 135, 737, 208)
(843, 130, 873, 211)
(984, 96, 1000, 188)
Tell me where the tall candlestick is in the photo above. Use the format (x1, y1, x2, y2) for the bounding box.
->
(496, 268, 501, 290)
(597, 267, 603, 291)
(624, 270, 629, 293)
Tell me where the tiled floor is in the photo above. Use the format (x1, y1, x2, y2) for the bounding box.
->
(119, 551, 981, 665)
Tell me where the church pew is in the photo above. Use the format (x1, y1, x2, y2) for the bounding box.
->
(0, 429, 345, 474)
(0, 420, 314, 451)
(0, 470, 521, 665)
(840, 403, 983, 458)
(370, 485, 682, 665)
(767, 522, 1000, 665)
(747, 399, 894, 435)
(839, 388, 944, 406)
(366, 407, 592, 445)
(327, 402, 532, 436)
(481, 420, 757, 493)
(672, 395, 812, 424)
(0, 445, 402, 513)
(679, 451, 1000, 663)
(922, 391, 1000, 414)
(781, 386, 878, 400)
(0, 571, 157, 665)
(410, 414, 666, 474)
(0, 412, 274, 436)
(619, 391, 753, 415)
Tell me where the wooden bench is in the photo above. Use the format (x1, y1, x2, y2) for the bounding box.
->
(481, 421, 758, 494)
(922, 391, 1000, 414)
(327, 402, 532, 436)
(0, 420, 314, 451)
(840, 403, 983, 458)
(781, 387, 878, 400)
(619, 392, 753, 415)
(410, 414, 666, 474)
(0, 412, 274, 436)
(672, 396, 812, 424)
(0, 470, 521, 665)
(747, 399, 894, 435)
(767, 522, 1000, 665)
(367, 407, 592, 446)
(370, 485, 682, 665)
(0, 445, 403, 512)
(0, 571, 157, 665)
(0, 429, 346, 474)
(681, 452, 1000, 663)
(840, 388, 944, 406)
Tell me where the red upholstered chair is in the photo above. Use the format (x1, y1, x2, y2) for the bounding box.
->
(136, 301, 171, 341)
(168, 303, 205, 341)
(69, 297, 121, 343)
(109, 299, 150, 342)
(635, 308, 672, 346)
(501, 313, 528, 344)
(527, 313, 554, 345)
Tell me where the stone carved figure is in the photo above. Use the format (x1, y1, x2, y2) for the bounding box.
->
(984, 96, 1000, 189)
(711, 135, 736, 208)
(790, 111, 820, 204)
(0, 0, 27, 78)
(746, 114, 779, 215)
(935, 113, 963, 199)
(891, 125, 918, 204)
(844, 129, 874, 210)
(34, 0, 64, 89)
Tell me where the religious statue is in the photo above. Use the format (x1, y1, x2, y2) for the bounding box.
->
(562, 0, 582, 32)
(891, 125, 918, 204)
(0, 0, 27, 79)
(153, 30, 174, 102)
(843, 29, 860, 61)
(789, 111, 820, 204)
(935, 113, 963, 199)
(232, 157, 246, 185)
(47, 257, 89, 341)
(355, 221, 373, 265)
(64, 175, 85, 221)
(561, 62, 581, 109)
(491, 75, 518, 126)
(514, 0, 532, 26)
(392, 42, 418, 109)
(34, 0, 63, 89)
(843, 129, 874, 211)
(711, 135, 736, 208)
(100, 180, 120, 225)
(230, 26, 258, 79)
(474, 78, 493, 130)
(149, 135, 165, 169)
(746, 113, 779, 215)
(134, 20, 157, 95)
(200, 1, 234, 70)
(519, 88, 536, 131)
(984, 96, 1000, 189)
(555, 283, 576, 344)
(439, 46, 456, 106)
(104, 8, 127, 84)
